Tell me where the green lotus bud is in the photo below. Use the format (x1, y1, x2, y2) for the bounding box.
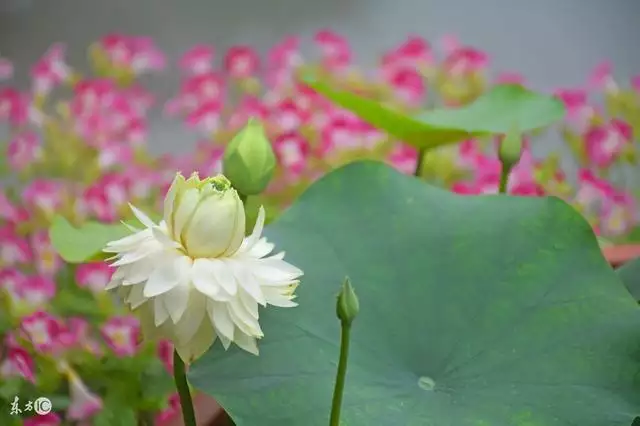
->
(223, 118, 276, 196)
(336, 277, 360, 324)
(498, 124, 523, 173)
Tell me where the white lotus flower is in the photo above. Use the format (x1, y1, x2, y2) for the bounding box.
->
(103, 173, 303, 363)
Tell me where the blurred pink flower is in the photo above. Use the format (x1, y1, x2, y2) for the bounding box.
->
(22, 179, 65, 215)
(442, 45, 489, 77)
(24, 412, 62, 426)
(587, 61, 617, 92)
(186, 100, 222, 134)
(71, 79, 117, 117)
(99, 34, 165, 74)
(574, 169, 611, 211)
(0, 87, 30, 126)
(76, 262, 114, 293)
(156, 393, 180, 425)
(100, 316, 140, 357)
(274, 131, 310, 177)
(387, 144, 418, 174)
(271, 98, 309, 133)
(600, 190, 636, 236)
(554, 88, 596, 133)
(0, 56, 14, 80)
(438, 34, 461, 54)
(382, 36, 433, 71)
(383, 66, 426, 107)
(129, 36, 166, 74)
(266, 36, 302, 89)
(224, 45, 260, 79)
(320, 115, 364, 154)
(30, 230, 63, 277)
(0, 190, 21, 222)
(631, 75, 640, 93)
(66, 371, 103, 420)
(0, 268, 26, 299)
(0, 226, 33, 266)
(179, 45, 215, 75)
(314, 30, 351, 72)
(584, 119, 633, 168)
(1, 346, 36, 383)
(58, 318, 103, 355)
(15, 275, 57, 307)
(97, 143, 134, 170)
(21, 311, 63, 352)
(227, 96, 269, 129)
(157, 340, 174, 373)
(100, 33, 134, 65)
(30, 43, 71, 96)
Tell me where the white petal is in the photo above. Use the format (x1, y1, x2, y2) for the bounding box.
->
(163, 174, 181, 235)
(227, 259, 265, 305)
(151, 226, 181, 249)
(121, 258, 156, 285)
(110, 240, 160, 266)
(154, 298, 170, 326)
(243, 206, 265, 251)
(228, 296, 263, 338)
(129, 204, 156, 228)
(238, 289, 259, 319)
(191, 259, 221, 299)
(139, 303, 165, 340)
(105, 276, 123, 291)
(207, 300, 234, 341)
(251, 258, 303, 284)
(172, 188, 200, 241)
(163, 280, 191, 323)
(208, 258, 238, 296)
(174, 319, 217, 364)
(173, 290, 207, 344)
(143, 255, 190, 297)
(218, 334, 232, 350)
(233, 330, 259, 356)
(263, 286, 298, 308)
(246, 238, 275, 259)
(184, 191, 245, 258)
(103, 229, 152, 253)
(125, 284, 147, 309)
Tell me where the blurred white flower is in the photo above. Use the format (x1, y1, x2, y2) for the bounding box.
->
(104, 173, 303, 363)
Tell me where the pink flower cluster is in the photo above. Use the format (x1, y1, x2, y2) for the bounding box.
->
(1, 29, 639, 424)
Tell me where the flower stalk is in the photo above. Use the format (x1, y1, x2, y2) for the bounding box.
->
(330, 278, 360, 426)
(173, 349, 197, 426)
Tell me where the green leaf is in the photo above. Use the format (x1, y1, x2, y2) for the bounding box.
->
(617, 256, 640, 301)
(49, 211, 162, 264)
(190, 161, 640, 426)
(49, 216, 131, 263)
(302, 75, 565, 150)
(417, 84, 566, 134)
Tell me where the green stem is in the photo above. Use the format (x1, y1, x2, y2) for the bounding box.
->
(329, 322, 352, 426)
(414, 148, 426, 177)
(173, 350, 197, 426)
(498, 169, 509, 194)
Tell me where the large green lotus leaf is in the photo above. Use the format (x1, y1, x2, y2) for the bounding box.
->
(617, 256, 640, 301)
(303, 75, 565, 150)
(190, 161, 640, 426)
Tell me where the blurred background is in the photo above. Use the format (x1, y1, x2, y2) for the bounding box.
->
(1, 1, 640, 425)
(2, 0, 640, 155)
